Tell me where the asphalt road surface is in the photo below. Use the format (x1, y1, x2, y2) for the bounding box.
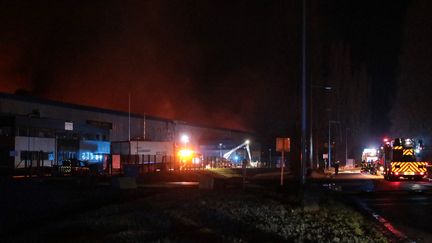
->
(322, 171, 432, 242)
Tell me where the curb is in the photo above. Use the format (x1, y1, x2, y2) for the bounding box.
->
(351, 198, 413, 242)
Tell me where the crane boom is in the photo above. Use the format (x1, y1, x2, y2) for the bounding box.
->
(223, 140, 252, 162)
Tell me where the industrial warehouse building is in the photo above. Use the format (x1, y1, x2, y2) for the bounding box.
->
(0, 93, 259, 175)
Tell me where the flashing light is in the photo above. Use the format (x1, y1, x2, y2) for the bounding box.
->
(415, 148, 421, 154)
(178, 149, 193, 159)
(234, 155, 239, 161)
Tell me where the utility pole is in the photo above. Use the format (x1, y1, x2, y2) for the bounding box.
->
(328, 120, 340, 169)
(128, 93, 131, 142)
(345, 128, 350, 166)
(300, 0, 307, 184)
(269, 148, 272, 167)
(143, 113, 146, 140)
(328, 121, 331, 170)
(310, 84, 333, 170)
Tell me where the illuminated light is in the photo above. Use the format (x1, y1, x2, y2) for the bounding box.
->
(415, 148, 421, 154)
(395, 172, 399, 176)
(178, 149, 193, 158)
(420, 172, 424, 176)
(234, 156, 239, 161)
(383, 138, 388, 142)
(80, 152, 104, 162)
(180, 134, 190, 144)
(192, 157, 201, 164)
(363, 148, 377, 156)
(245, 140, 250, 144)
(379, 166, 384, 172)
(405, 139, 411, 145)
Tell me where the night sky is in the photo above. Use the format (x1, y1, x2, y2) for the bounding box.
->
(0, 0, 428, 148)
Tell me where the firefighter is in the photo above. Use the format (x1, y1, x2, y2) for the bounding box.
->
(334, 160, 340, 175)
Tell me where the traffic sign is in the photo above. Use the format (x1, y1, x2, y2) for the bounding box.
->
(276, 137, 290, 152)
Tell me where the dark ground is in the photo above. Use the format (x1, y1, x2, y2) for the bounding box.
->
(0, 171, 389, 242)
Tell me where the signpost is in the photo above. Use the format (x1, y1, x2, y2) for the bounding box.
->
(276, 137, 290, 186)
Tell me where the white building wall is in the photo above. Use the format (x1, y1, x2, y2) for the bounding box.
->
(112, 141, 174, 156)
(14, 136, 55, 168)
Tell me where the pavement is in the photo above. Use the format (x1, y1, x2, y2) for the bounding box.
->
(310, 167, 383, 180)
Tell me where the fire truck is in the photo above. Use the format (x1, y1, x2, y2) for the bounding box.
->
(382, 138, 428, 180)
(177, 148, 203, 170)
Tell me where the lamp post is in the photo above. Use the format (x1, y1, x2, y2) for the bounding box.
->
(345, 128, 350, 167)
(310, 84, 332, 170)
(300, 0, 307, 185)
(328, 120, 340, 169)
(219, 143, 223, 159)
(27, 115, 31, 176)
(269, 148, 272, 168)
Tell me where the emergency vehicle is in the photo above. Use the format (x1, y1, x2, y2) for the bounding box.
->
(382, 138, 427, 180)
(361, 148, 379, 163)
(177, 148, 203, 170)
(360, 148, 381, 174)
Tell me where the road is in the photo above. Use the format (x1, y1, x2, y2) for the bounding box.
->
(318, 170, 432, 242)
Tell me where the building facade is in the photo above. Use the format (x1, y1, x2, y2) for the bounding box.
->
(0, 93, 258, 174)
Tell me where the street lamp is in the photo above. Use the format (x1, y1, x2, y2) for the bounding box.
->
(219, 143, 223, 158)
(328, 120, 340, 170)
(310, 84, 332, 170)
(345, 127, 350, 167)
(269, 148, 272, 167)
(300, 0, 307, 185)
